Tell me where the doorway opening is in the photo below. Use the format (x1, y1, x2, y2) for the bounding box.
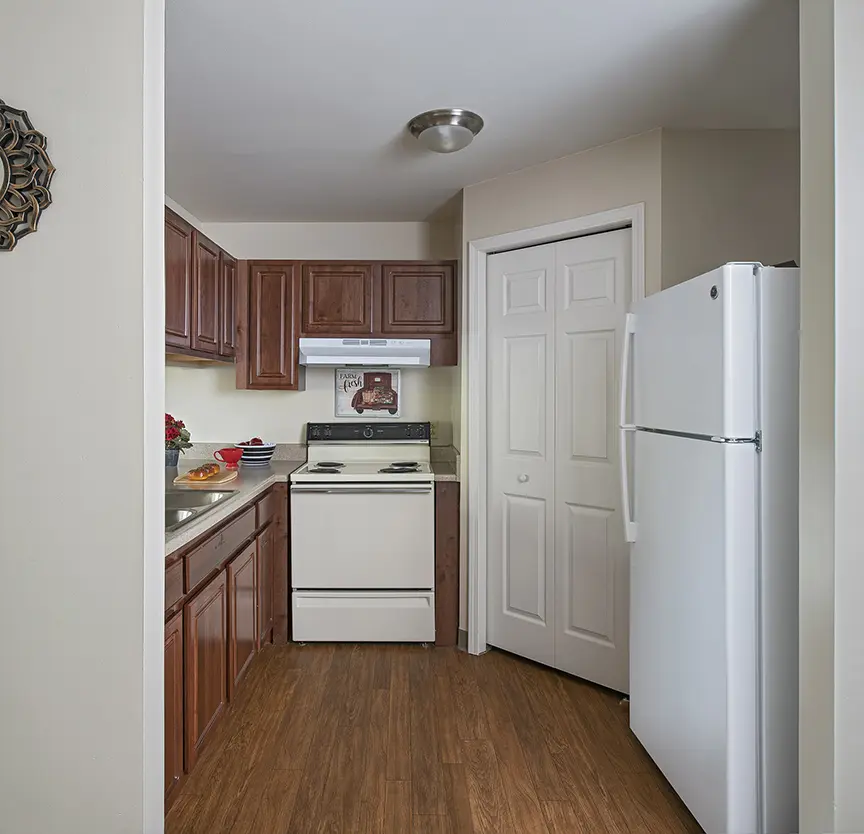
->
(465, 204, 646, 676)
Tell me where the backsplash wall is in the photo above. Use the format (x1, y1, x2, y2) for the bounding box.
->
(165, 365, 455, 444)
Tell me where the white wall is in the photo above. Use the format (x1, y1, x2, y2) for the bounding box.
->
(826, 2, 864, 830)
(661, 129, 800, 288)
(165, 220, 457, 447)
(166, 365, 455, 445)
(0, 2, 163, 831)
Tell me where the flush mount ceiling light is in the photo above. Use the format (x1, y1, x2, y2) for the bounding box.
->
(407, 108, 484, 154)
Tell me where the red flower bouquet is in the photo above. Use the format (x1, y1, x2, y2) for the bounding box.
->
(165, 413, 193, 453)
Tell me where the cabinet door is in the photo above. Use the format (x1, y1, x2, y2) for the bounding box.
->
(219, 251, 237, 358)
(165, 208, 193, 349)
(257, 524, 274, 645)
(228, 540, 257, 697)
(191, 232, 220, 354)
(380, 263, 455, 335)
(184, 570, 227, 771)
(434, 482, 460, 647)
(248, 262, 303, 389)
(164, 610, 184, 804)
(303, 263, 374, 334)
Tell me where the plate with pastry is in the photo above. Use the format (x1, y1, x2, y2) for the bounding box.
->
(173, 463, 240, 486)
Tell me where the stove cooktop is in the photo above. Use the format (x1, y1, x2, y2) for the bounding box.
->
(291, 460, 433, 483)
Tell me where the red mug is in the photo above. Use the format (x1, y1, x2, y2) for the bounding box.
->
(214, 447, 243, 469)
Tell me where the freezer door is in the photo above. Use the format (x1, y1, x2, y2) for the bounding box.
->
(632, 263, 757, 438)
(629, 431, 758, 834)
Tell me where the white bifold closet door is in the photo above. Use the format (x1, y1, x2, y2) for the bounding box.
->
(486, 228, 632, 693)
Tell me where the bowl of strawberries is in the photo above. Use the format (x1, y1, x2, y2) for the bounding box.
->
(235, 437, 276, 467)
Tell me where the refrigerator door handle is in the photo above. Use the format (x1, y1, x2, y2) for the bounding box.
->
(619, 313, 638, 542)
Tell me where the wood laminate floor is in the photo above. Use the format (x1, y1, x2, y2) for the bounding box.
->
(166, 643, 702, 833)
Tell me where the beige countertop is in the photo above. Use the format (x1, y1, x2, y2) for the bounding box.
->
(166, 456, 458, 556)
(165, 460, 301, 556)
(430, 461, 458, 482)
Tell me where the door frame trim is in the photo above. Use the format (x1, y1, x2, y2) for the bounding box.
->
(466, 203, 646, 655)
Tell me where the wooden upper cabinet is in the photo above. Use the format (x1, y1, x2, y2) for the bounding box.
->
(164, 610, 184, 804)
(184, 570, 228, 771)
(247, 262, 303, 389)
(219, 252, 237, 359)
(303, 263, 374, 334)
(380, 263, 455, 335)
(227, 540, 257, 697)
(165, 209, 193, 349)
(192, 232, 220, 354)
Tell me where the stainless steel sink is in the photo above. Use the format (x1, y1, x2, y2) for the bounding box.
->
(165, 490, 234, 510)
(165, 489, 234, 532)
(165, 508, 196, 532)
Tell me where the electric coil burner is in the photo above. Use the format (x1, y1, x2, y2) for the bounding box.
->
(290, 422, 435, 643)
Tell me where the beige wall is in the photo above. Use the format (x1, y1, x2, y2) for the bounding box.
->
(799, 3, 836, 829)
(198, 220, 435, 260)
(803, 2, 864, 830)
(166, 365, 455, 445)
(463, 130, 664, 291)
(0, 2, 163, 831)
(457, 127, 802, 634)
(458, 130, 663, 627)
(166, 193, 203, 227)
(661, 129, 800, 288)
(165, 219, 458, 446)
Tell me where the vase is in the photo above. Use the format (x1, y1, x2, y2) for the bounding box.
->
(165, 448, 180, 467)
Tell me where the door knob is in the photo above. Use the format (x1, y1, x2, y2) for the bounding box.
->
(518, 474, 529, 483)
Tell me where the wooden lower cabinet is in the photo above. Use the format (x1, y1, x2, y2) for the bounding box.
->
(164, 610, 184, 806)
(184, 569, 228, 771)
(228, 541, 258, 697)
(165, 487, 289, 814)
(434, 482, 460, 647)
(257, 524, 274, 645)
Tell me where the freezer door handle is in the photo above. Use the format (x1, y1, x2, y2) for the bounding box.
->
(619, 313, 638, 542)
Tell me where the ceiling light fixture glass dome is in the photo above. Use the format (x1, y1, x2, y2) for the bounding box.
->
(408, 108, 484, 154)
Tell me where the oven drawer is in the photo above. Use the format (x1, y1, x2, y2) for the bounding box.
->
(290, 485, 434, 589)
(292, 592, 435, 642)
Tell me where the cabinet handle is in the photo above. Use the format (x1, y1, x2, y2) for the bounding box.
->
(518, 474, 529, 483)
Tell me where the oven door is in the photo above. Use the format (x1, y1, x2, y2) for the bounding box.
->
(290, 482, 435, 589)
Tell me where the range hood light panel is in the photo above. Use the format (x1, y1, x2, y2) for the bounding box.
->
(298, 338, 431, 368)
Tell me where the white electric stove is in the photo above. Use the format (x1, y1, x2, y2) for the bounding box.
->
(289, 422, 435, 643)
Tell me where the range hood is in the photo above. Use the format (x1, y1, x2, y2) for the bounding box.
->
(299, 338, 431, 367)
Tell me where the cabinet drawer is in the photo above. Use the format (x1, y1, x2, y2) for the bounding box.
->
(186, 505, 256, 593)
(292, 592, 435, 642)
(166, 559, 184, 610)
(256, 489, 281, 528)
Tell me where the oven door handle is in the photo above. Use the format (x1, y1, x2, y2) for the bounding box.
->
(290, 486, 434, 495)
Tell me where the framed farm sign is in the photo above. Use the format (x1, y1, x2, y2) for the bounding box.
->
(335, 368, 401, 418)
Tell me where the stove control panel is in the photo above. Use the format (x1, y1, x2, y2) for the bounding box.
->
(307, 422, 430, 442)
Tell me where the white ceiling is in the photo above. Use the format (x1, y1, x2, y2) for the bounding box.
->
(166, 0, 798, 222)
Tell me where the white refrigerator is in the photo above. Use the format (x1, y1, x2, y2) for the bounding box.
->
(620, 263, 799, 834)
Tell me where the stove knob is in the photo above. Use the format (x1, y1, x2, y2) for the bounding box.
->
(363, 426, 374, 439)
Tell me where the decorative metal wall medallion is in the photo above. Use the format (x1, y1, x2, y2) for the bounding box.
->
(0, 100, 55, 251)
